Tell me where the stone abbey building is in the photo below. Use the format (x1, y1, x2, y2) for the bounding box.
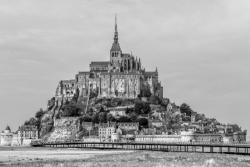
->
(55, 17, 163, 101)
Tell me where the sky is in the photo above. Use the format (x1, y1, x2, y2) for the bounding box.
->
(0, 0, 249, 139)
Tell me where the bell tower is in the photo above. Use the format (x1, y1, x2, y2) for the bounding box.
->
(110, 15, 122, 72)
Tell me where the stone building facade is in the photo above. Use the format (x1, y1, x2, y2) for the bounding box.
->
(55, 17, 163, 102)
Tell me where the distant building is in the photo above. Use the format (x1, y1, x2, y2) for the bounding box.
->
(0, 126, 13, 146)
(232, 131, 247, 143)
(135, 132, 226, 143)
(98, 123, 116, 142)
(111, 128, 122, 142)
(108, 106, 132, 118)
(82, 122, 94, 131)
(98, 122, 139, 142)
(149, 120, 163, 128)
(191, 114, 196, 123)
(116, 122, 139, 131)
(17, 125, 39, 145)
(193, 134, 222, 143)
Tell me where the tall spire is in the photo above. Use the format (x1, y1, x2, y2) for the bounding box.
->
(115, 14, 117, 32)
(114, 14, 118, 43)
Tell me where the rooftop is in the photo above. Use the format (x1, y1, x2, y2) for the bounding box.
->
(90, 61, 110, 66)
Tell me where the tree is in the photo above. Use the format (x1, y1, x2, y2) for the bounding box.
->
(134, 102, 151, 115)
(89, 90, 98, 99)
(107, 114, 116, 122)
(86, 108, 94, 116)
(98, 112, 107, 123)
(24, 117, 38, 126)
(196, 113, 205, 121)
(99, 106, 105, 113)
(118, 116, 131, 122)
(181, 115, 191, 122)
(129, 112, 138, 122)
(81, 115, 92, 122)
(231, 124, 242, 132)
(149, 96, 162, 105)
(125, 107, 134, 114)
(35, 108, 45, 133)
(60, 104, 81, 117)
(137, 118, 148, 128)
(35, 108, 45, 120)
(180, 103, 193, 117)
(91, 113, 99, 123)
(142, 103, 151, 114)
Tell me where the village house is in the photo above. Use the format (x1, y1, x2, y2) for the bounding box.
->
(98, 123, 116, 142)
(107, 106, 133, 118)
(17, 125, 39, 145)
(149, 120, 163, 128)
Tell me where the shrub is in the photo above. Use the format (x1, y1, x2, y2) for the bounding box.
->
(60, 104, 81, 117)
(180, 103, 193, 117)
(137, 118, 148, 128)
(24, 117, 38, 126)
(91, 113, 99, 123)
(107, 114, 116, 122)
(98, 112, 107, 123)
(35, 108, 45, 120)
(81, 115, 92, 122)
(117, 116, 132, 122)
(149, 96, 162, 105)
(134, 102, 151, 115)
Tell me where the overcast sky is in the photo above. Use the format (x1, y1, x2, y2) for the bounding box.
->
(0, 0, 249, 139)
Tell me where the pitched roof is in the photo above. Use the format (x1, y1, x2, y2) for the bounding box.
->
(5, 125, 11, 131)
(90, 61, 110, 66)
(145, 71, 158, 76)
(19, 125, 38, 131)
(121, 53, 131, 58)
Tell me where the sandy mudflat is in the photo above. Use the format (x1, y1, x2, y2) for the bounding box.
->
(0, 147, 133, 166)
(1, 147, 250, 167)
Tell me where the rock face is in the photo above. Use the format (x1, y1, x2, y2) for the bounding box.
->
(40, 112, 54, 138)
(45, 117, 81, 142)
(39, 97, 63, 138)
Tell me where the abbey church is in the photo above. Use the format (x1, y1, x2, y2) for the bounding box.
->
(55, 17, 163, 101)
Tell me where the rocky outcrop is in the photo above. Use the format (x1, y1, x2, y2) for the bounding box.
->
(45, 117, 81, 142)
(40, 98, 63, 137)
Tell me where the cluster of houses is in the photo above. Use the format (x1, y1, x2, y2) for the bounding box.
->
(85, 101, 247, 144)
(1, 101, 247, 146)
(80, 121, 247, 144)
(0, 125, 38, 146)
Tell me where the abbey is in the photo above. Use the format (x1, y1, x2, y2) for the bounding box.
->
(55, 17, 163, 101)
